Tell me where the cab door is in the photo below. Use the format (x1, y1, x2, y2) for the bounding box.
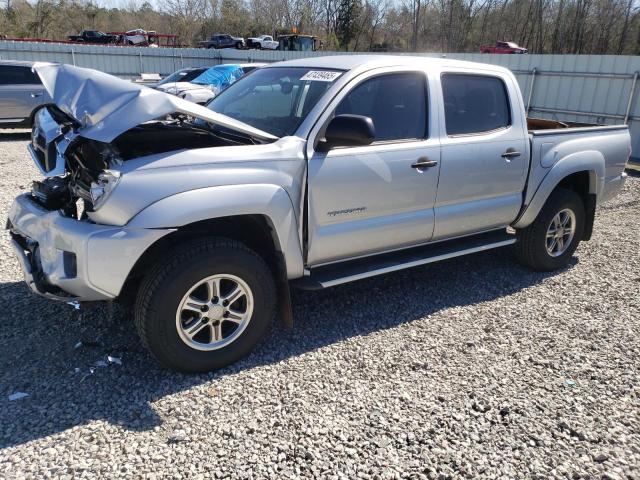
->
(305, 68, 441, 266)
(433, 71, 528, 240)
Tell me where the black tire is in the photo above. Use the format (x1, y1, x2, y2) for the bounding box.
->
(515, 188, 585, 271)
(134, 238, 276, 372)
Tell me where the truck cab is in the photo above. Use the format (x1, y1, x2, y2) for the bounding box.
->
(7, 57, 630, 372)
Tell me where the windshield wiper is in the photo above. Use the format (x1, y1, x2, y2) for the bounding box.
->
(207, 123, 260, 145)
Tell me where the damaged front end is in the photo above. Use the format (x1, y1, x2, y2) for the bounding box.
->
(30, 105, 249, 215)
(26, 63, 276, 217)
(9, 63, 277, 301)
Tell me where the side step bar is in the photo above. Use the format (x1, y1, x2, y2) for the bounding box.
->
(293, 230, 516, 290)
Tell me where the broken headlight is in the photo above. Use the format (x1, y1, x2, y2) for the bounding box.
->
(89, 170, 121, 210)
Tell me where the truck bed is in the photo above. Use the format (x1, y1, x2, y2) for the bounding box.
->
(527, 116, 627, 135)
(525, 117, 630, 210)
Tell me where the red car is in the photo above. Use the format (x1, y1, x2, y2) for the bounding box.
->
(480, 41, 528, 54)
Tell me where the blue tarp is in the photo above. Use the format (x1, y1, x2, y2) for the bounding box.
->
(191, 64, 245, 91)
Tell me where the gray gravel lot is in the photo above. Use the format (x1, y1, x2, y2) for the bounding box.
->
(0, 129, 638, 479)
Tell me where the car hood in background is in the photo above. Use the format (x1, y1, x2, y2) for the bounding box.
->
(33, 63, 277, 143)
(156, 82, 203, 92)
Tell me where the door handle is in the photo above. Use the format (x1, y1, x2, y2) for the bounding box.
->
(411, 157, 438, 169)
(30, 92, 43, 98)
(501, 148, 521, 159)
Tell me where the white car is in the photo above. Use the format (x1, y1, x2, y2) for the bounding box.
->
(246, 35, 278, 50)
(154, 67, 209, 95)
(177, 63, 266, 105)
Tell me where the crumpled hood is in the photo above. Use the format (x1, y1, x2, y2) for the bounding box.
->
(33, 63, 276, 143)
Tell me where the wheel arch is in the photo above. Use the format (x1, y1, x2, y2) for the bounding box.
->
(513, 150, 604, 235)
(119, 185, 303, 324)
(120, 214, 282, 298)
(125, 184, 304, 277)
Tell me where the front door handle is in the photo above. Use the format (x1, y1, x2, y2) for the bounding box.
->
(501, 148, 521, 159)
(411, 157, 438, 169)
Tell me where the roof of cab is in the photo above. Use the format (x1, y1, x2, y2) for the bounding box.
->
(272, 55, 510, 74)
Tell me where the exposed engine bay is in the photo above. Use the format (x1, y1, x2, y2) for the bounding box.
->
(30, 105, 262, 216)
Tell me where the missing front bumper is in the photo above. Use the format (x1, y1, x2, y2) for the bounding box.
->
(9, 236, 79, 301)
(7, 193, 174, 302)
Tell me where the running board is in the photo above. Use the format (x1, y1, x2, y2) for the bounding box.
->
(294, 230, 516, 290)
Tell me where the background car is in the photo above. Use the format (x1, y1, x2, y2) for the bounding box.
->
(121, 29, 154, 46)
(0, 60, 52, 128)
(480, 41, 528, 54)
(178, 63, 265, 104)
(68, 30, 119, 44)
(199, 34, 244, 49)
(246, 35, 279, 50)
(151, 66, 209, 92)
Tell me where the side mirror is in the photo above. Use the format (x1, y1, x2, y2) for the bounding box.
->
(317, 114, 375, 151)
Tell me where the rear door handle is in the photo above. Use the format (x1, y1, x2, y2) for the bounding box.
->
(30, 92, 43, 98)
(501, 148, 521, 159)
(411, 157, 438, 169)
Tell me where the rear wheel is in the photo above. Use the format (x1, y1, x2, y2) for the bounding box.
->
(134, 238, 276, 372)
(515, 188, 585, 271)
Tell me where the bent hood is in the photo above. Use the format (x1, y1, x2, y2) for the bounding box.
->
(33, 63, 277, 143)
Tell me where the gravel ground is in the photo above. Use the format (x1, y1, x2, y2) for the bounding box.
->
(0, 129, 638, 479)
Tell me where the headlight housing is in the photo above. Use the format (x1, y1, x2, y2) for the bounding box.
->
(90, 170, 121, 210)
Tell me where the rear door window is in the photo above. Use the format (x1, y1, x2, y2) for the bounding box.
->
(441, 74, 511, 135)
(0, 66, 42, 85)
(335, 72, 427, 142)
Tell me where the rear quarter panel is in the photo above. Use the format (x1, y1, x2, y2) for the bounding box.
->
(515, 126, 630, 227)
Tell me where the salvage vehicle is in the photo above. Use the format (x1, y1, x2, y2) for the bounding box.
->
(156, 64, 263, 104)
(68, 30, 119, 44)
(8, 57, 630, 372)
(246, 35, 279, 50)
(178, 63, 266, 104)
(0, 60, 52, 128)
(480, 41, 528, 54)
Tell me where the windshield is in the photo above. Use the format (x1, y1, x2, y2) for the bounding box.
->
(159, 68, 206, 85)
(206, 67, 342, 137)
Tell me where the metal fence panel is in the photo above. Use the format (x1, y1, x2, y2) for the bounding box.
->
(1, 40, 639, 157)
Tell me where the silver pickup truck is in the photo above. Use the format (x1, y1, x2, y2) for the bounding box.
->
(7, 57, 630, 372)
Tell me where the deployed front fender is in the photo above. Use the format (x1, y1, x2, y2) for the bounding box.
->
(513, 150, 604, 229)
(127, 184, 304, 279)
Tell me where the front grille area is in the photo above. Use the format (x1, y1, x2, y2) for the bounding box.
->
(30, 131, 59, 173)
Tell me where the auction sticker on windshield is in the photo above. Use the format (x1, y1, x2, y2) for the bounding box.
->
(300, 71, 342, 82)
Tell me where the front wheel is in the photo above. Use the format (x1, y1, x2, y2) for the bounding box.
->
(515, 188, 585, 271)
(134, 238, 276, 372)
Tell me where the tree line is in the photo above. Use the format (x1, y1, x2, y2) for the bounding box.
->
(1, 0, 639, 54)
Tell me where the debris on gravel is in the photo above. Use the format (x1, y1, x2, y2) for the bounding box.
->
(0, 130, 639, 479)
